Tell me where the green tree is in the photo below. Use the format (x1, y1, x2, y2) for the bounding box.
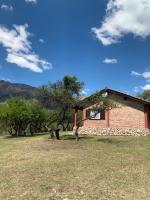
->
(63, 75, 84, 96)
(0, 98, 49, 136)
(38, 75, 84, 131)
(29, 101, 49, 134)
(138, 90, 150, 101)
(0, 98, 31, 136)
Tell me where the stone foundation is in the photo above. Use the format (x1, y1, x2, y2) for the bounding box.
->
(77, 127, 150, 136)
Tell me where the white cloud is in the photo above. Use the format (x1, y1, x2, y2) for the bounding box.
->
(1, 4, 13, 11)
(131, 70, 150, 91)
(131, 71, 141, 77)
(131, 70, 150, 79)
(39, 38, 44, 43)
(6, 53, 47, 73)
(81, 88, 90, 95)
(103, 58, 118, 64)
(142, 84, 150, 90)
(141, 72, 150, 79)
(0, 24, 52, 72)
(92, 0, 150, 45)
(133, 85, 150, 92)
(134, 83, 150, 91)
(25, 0, 37, 4)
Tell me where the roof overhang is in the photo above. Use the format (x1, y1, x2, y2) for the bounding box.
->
(75, 88, 150, 110)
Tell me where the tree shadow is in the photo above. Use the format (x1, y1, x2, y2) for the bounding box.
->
(61, 134, 94, 141)
(61, 134, 127, 145)
(3, 132, 49, 139)
(96, 137, 127, 145)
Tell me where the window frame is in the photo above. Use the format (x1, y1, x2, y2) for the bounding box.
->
(86, 109, 105, 120)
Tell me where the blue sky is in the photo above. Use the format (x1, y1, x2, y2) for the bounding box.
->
(0, 0, 150, 95)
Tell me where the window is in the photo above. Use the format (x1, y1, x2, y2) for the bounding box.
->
(86, 109, 105, 120)
(102, 92, 108, 97)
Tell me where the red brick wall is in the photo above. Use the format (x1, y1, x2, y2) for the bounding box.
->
(109, 104, 144, 129)
(83, 94, 145, 129)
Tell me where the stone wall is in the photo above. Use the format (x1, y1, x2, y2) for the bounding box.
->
(78, 127, 150, 136)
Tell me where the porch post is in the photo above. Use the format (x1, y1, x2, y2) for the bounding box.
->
(144, 105, 149, 129)
(106, 109, 110, 128)
(74, 109, 78, 128)
(82, 109, 85, 126)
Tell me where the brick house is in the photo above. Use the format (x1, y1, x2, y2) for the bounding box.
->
(74, 88, 150, 136)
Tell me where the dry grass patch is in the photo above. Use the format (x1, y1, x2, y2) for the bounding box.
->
(0, 134, 150, 199)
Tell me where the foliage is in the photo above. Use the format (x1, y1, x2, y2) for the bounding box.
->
(63, 75, 84, 96)
(0, 98, 49, 136)
(29, 101, 49, 134)
(38, 75, 84, 131)
(0, 99, 31, 136)
(138, 90, 150, 101)
(78, 90, 116, 110)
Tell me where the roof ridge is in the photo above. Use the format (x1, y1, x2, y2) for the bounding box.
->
(101, 88, 150, 104)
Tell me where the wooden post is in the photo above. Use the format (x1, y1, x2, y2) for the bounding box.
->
(74, 109, 78, 128)
(106, 109, 110, 128)
(144, 105, 149, 129)
(82, 109, 85, 126)
(148, 106, 150, 129)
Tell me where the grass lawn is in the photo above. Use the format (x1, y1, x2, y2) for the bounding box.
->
(0, 133, 150, 200)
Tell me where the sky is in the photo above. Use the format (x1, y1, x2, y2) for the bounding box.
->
(0, 0, 150, 96)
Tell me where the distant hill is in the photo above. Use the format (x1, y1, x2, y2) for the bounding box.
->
(0, 80, 38, 102)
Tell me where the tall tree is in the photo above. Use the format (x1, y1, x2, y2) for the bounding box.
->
(38, 75, 84, 131)
(138, 90, 150, 101)
(63, 76, 84, 96)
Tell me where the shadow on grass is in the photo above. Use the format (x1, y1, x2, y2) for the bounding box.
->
(3, 132, 128, 147)
(61, 134, 128, 146)
(61, 134, 94, 141)
(96, 137, 127, 145)
(4, 132, 49, 139)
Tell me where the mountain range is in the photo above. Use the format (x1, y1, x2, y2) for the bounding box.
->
(0, 80, 37, 102)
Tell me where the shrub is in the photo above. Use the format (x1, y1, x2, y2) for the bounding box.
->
(29, 101, 49, 134)
(0, 98, 49, 136)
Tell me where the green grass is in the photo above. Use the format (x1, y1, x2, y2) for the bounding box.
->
(0, 133, 150, 200)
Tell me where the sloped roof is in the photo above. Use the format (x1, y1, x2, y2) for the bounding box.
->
(75, 88, 150, 109)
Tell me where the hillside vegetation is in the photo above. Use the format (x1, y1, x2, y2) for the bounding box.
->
(0, 80, 37, 102)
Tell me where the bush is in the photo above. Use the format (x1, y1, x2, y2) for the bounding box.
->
(29, 101, 49, 134)
(0, 98, 49, 136)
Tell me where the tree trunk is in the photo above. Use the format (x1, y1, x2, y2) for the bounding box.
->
(60, 123, 66, 131)
(65, 122, 70, 131)
(50, 129, 55, 139)
(62, 126, 66, 131)
(74, 126, 79, 141)
(74, 116, 92, 141)
(55, 129, 60, 140)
